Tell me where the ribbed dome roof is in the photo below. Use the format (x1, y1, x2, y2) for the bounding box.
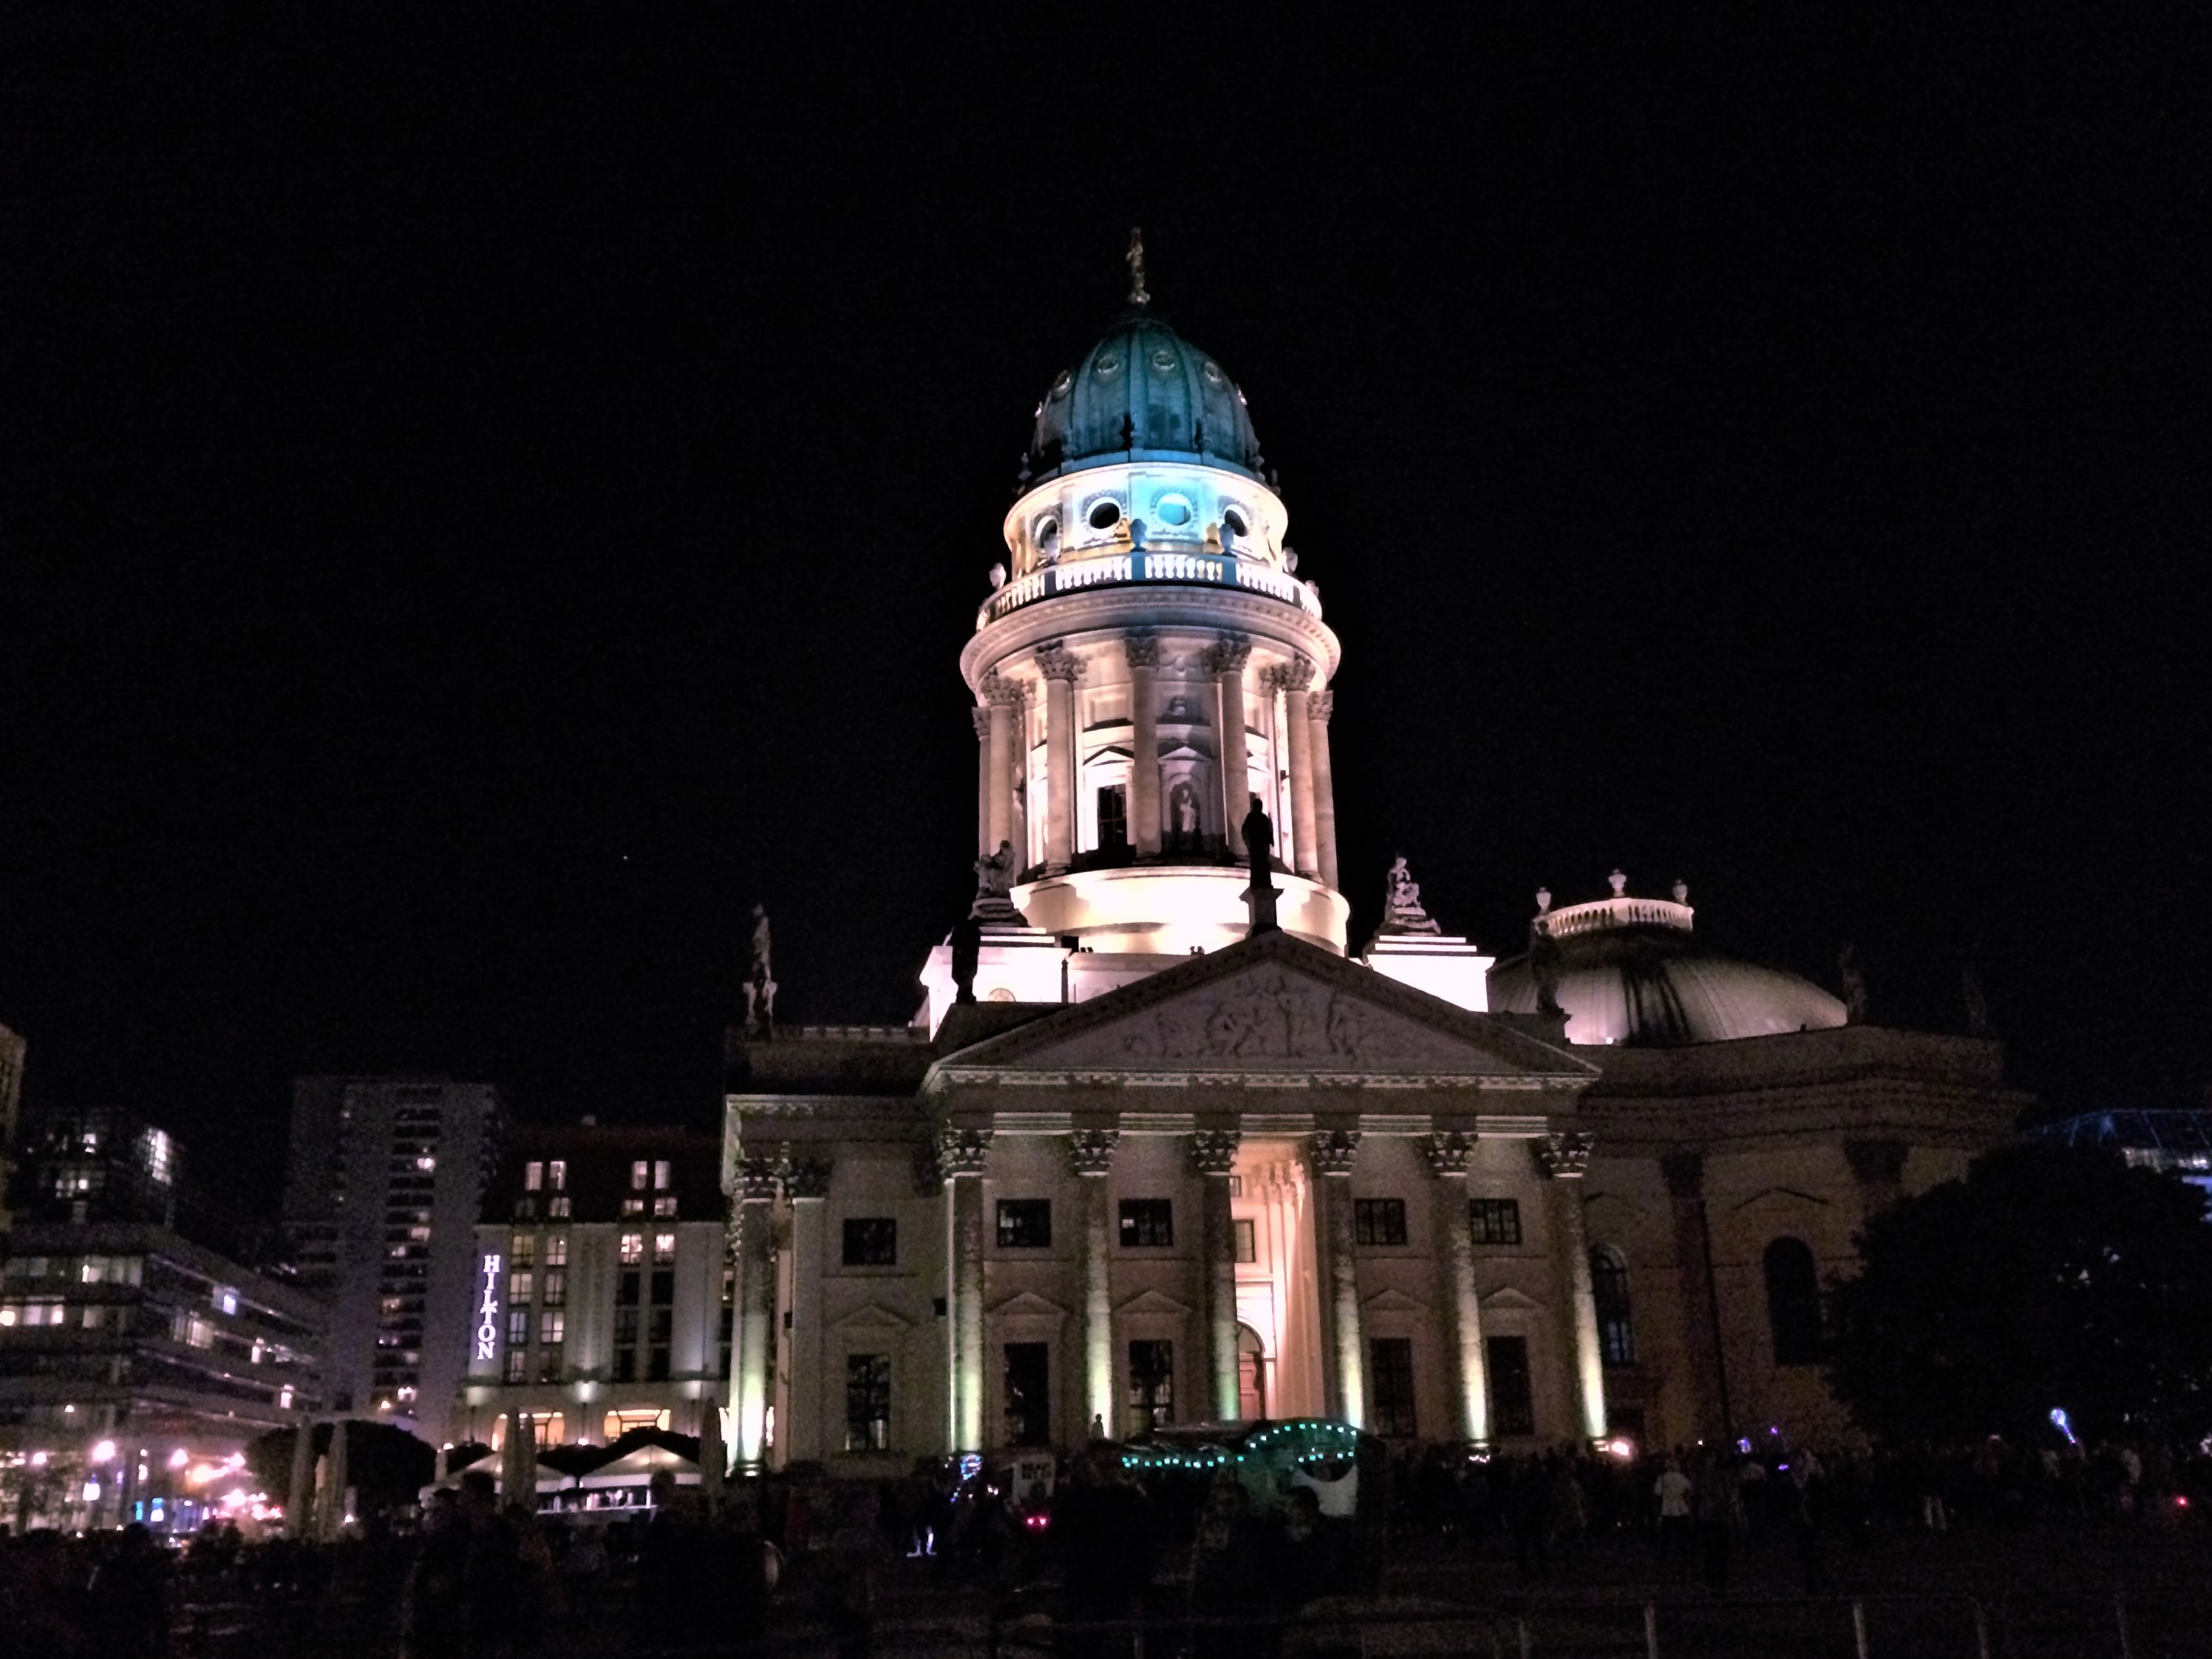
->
(1025, 314, 1264, 482)
(1487, 888, 1847, 1046)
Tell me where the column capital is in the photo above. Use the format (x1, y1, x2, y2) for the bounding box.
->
(1533, 1131, 1595, 1180)
(970, 706, 993, 740)
(1035, 641, 1086, 683)
(777, 1155, 833, 1201)
(1422, 1131, 1476, 1176)
(1261, 655, 1316, 694)
(1204, 633, 1253, 675)
(1308, 1127, 1362, 1176)
(981, 670, 1026, 707)
(1066, 1127, 1120, 1177)
(1188, 1128, 1242, 1177)
(1123, 629, 1163, 669)
(936, 1125, 995, 1178)
(732, 1156, 780, 1202)
(1307, 688, 1335, 724)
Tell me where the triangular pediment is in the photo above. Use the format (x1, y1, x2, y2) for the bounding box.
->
(1112, 1288, 1193, 1318)
(1732, 1186, 1831, 1216)
(1478, 1285, 1543, 1312)
(830, 1301, 916, 1332)
(988, 1290, 1071, 1321)
(928, 931, 1596, 1086)
(1359, 1287, 1429, 1315)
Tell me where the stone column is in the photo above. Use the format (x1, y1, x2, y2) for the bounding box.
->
(729, 1157, 778, 1472)
(1068, 1128, 1120, 1438)
(1307, 689, 1339, 890)
(1208, 634, 1253, 856)
(1663, 1152, 1732, 1438)
(1310, 1128, 1365, 1426)
(1535, 1132, 1607, 1442)
(1424, 1131, 1490, 1443)
(1125, 631, 1162, 858)
(939, 1127, 993, 1454)
(780, 1156, 831, 1463)
(1190, 1129, 1243, 1421)
(1037, 642, 1084, 873)
(1272, 658, 1319, 878)
(983, 672, 1021, 859)
(971, 706, 994, 858)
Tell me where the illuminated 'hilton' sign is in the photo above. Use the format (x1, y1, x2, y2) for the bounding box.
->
(476, 1253, 502, 1363)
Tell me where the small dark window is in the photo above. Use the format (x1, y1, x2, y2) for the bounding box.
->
(1369, 1337, 1418, 1437)
(1591, 1248, 1636, 1367)
(1764, 1237, 1824, 1366)
(1354, 1199, 1407, 1247)
(1469, 1198, 1522, 1247)
(1097, 785, 1129, 850)
(1004, 1342, 1050, 1447)
(1232, 1218, 1257, 1263)
(1119, 1199, 1173, 1247)
(650, 1270, 674, 1306)
(843, 1218, 897, 1267)
(1128, 1339, 1174, 1430)
(1222, 507, 1249, 539)
(1088, 499, 1122, 531)
(1486, 1335, 1536, 1437)
(996, 1199, 1052, 1249)
(845, 1353, 891, 1451)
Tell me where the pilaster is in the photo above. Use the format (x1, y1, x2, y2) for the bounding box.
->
(1534, 1132, 1607, 1442)
(1307, 687, 1339, 890)
(1038, 643, 1084, 874)
(1423, 1131, 1490, 1442)
(938, 1126, 993, 1454)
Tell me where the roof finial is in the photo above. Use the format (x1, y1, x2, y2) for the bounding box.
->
(1125, 226, 1150, 307)
(1608, 868, 1629, 898)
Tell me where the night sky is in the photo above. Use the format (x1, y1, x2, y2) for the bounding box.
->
(4, 15, 2206, 1210)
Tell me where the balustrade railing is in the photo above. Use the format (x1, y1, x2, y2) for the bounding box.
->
(979, 549, 1320, 624)
(1538, 896, 1696, 938)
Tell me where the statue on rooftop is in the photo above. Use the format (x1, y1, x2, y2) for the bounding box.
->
(1381, 856, 1443, 936)
(1838, 942, 1868, 1025)
(1241, 794, 1279, 936)
(970, 840, 1024, 924)
(741, 905, 777, 1040)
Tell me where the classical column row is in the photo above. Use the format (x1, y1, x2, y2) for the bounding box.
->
(972, 633, 1341, 884)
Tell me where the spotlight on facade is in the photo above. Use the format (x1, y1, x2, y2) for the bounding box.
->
(91, 1439, 117, 1463)
(169, 1449, 189, 1469)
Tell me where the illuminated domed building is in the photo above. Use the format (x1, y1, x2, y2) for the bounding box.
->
(702, 256, 2024, 1474)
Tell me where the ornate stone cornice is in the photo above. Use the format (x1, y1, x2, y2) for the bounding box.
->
(1422, 1131, 1475, 1176)
(935, 1125, 995, 1177)
(732, 1156, 780, 1202)
(1308, 1127, 1362, 1176)
(970, 706, 993, 740)
(1307, 688, 1334, 725)
(1188, 1128, 1242, 1176)
(1035, 641, 1086, 683)
(1066, 1127, 1120, 1177)
(777, 1154, 833, 1200)
(1205, 633, 1253, 676)
(1123, 630, 1162, 670)
(1532, 1131, 1594, 1180)
(1262, 655, 1316, 694)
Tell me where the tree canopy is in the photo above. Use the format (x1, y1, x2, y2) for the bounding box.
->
(1828, 1144, 2212, 1445)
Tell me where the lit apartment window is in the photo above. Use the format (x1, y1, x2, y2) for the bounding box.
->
(653, 1160, 671, 1189)
(548, 1195, 571, 1217)
(622, 1197, 645, 1216)
(631, 1161, 650, 1191)
(545, 1236, 568, 1267)
(620, 1233, 644, 1265)
(511, 1233, 536, 1266)
(548, 1160, 567, 1192)
(540, 1270, 565, 1308)
(653, 1196, 678, 1217)
(653, 1233, 676, 1265)
(524, 1161, 543, 1190)
(539, 1309, 564, 1346)
(508, 1268, 534, 1305)
(508, 1309, 528, 1348)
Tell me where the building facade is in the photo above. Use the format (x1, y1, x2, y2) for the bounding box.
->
(283, 1077, 501, 1442)
(721, 283, 2025, 1474)
(455, 1126, 728, 1454)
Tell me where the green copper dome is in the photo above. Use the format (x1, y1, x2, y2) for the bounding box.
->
(1024, 314, 1266, 483)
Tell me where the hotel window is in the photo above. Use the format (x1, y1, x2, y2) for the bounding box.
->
(1233, 1219, 1257, 1264)
(548, 1159, 567, 1192)
(511, 1233, 536, 1266)
(653, 1232, 676, 1265)
(540, 1270, 565, 1308)
(549, 1194, 571, 1217)
(545, 1236, 568, 1267)
(604, 1407, 670, 1440)
(1354, 1199, 1407, 1247)
(620, 1233, 644, 1265)
(845, 1354, 891, 1451)
(508, 1268, 533, 1304)
(654, 1159, 672, 1189)
(1118, 1199, 1173, 1247)
(613, 1272, 640, 1382)
(1127, 1340, 1174, 1430)
(1369, 1337, 1418, 1437)
(631, 1161, 650, 1190)
(524, 1161, 543, 1191)
(622, 1197, 646, 1216)
(649, 1272, 674, 1380)
(508, 1308, 529, 1349)
(996, 1199, 1052, 1249)
(1486, 1335, 1536, 1437)
(539, 1309, 564, 1346)
(653, 1195, 678, 1217)
(505, 1347, 528, 1383)
(1469, 1198, 1522, 1247)
(843, 1218, 896, 1267)
(1591, 1248, 1636, 1367)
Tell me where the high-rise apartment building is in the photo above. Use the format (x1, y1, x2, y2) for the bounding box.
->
(0, 1024, 26, 1232)
(283, 1078, 500, 1443)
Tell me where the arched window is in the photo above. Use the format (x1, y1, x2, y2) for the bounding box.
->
(1763, 1236, 1824, 1366)
(1590, 1247, 1636, 1367)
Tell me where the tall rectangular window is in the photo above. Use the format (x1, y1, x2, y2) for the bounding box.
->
(544, 1236, 568, 1268)
(508, 1268, 533, 1304)
(1469, 1199, 1522, 1247)
(1004, 1343, 1050, 1447)
(511, 1233, 536, 1266)
(653, 1232, 677, 1265)
(843, 1218, 897, 1266)
(631, 1160, 650, 1190)
(1097, 784, 1129, 850)
(1369, 1337, 1418, 1437)
(654, 1159, 672, 1189)
(1233, 1219, 1257, 1264)
(523, 1161, 543, 1191)
(540, 1270, 565, 1308)
(996, 1199, 1052, 1249)
(1118, 1199, 1173, 1247)
(619, 1233, 644, 1265)
(1354, 1199, 1407, 1247)
(547, 1160, 567, 1192)
(845, 1354, 891, 1451)
(1486, 1335, 1536, 1437)
(1128, 1340, 1174, 1431)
